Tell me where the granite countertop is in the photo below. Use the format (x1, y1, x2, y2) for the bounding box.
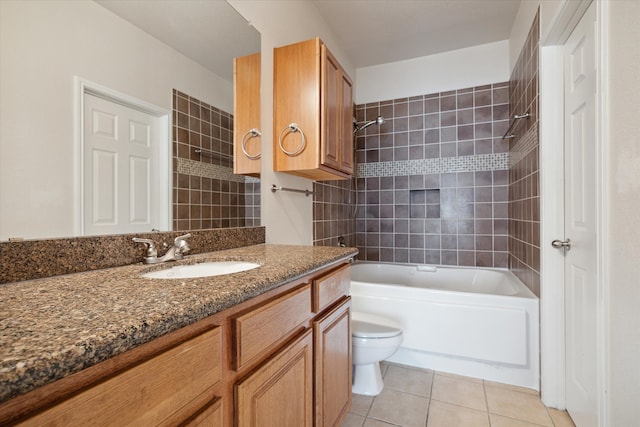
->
(0, 244, 358, 403)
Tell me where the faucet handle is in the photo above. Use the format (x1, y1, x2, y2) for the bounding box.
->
(174, 233, 191, 258)
(174, 233, 191, 245)
(132, 237, 157, 257)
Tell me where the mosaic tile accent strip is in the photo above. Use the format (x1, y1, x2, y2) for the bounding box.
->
(177, 157, 246, 184)
(356, 153, 509, 178)
(510, 123, 538, 168)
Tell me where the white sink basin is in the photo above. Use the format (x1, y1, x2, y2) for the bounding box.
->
(141, 261, 260, 279)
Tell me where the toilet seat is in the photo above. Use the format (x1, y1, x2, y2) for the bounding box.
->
(352, 319, 402, 339)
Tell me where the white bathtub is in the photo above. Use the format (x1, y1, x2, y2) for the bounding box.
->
(350, 262, 539, 390)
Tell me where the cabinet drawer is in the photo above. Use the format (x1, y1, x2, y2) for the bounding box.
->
(312, 264, 350, 313)
(183, 397, 223, 427)
(233, 284, 311, 370)
(20, 327, 222, 426)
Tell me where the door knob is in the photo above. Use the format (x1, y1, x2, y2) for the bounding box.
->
(551, 238, 571, 251)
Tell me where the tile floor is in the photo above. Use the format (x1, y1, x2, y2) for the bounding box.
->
(342, 363, 575, 427)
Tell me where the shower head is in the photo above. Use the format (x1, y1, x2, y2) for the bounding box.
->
(353, 116, 385, 134)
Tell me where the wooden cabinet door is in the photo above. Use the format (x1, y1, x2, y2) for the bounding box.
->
(314, 298, 352, 427)
(339, 72, 354, 175)
(235, 330, 314, 427)
(321, 45, 353, 177)
(321, 45, 341, 172)
(273, 38, 321, 176)
(234, 52, 261, 177)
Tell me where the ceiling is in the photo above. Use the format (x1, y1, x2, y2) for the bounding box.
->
(94, 0, 261, 82)
(312, 0, 521, 68)
(94, 0, 521, 80)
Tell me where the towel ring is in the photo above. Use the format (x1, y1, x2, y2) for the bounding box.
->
(278, 123, 306, 156)
(241, 128, 261, 160)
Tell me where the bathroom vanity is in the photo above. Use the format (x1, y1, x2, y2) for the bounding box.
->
(0, 244, 357, 426)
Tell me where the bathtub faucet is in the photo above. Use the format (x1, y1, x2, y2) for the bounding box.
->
(133, 233, 191, 264)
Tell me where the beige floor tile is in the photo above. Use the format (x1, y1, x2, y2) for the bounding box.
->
(548, 408, 576, 427)
(368, 388, 429, 427)
(379, 362, 390, 377)
(383, 365, 433, 397)
(490, 413, 551, 427)
(434, 371, 484, 383)
(341, 413, 365, 427)
(485, 385, 553, 426)
(385, 361, 434, 374)
(350, 393, 375, 416)
(484, 379, 540, 396)
(427, 400, 489, 427)
(363, 419, 398, 427)
(431, 374, 487, 411)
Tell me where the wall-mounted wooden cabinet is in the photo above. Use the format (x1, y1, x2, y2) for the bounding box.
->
(274, 38, 354, 181)
(233, 52, 261, 177)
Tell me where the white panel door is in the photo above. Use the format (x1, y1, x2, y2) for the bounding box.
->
(84, 94, 160, 235)
(562, 3, 598, 426)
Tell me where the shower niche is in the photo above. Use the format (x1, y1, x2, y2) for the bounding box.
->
(409, 189, 441, 219)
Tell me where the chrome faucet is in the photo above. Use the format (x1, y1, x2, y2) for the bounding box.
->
(133, 233, 191, 264)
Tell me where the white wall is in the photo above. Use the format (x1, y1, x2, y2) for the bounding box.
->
(355, 40, 510, 104)
(0, 0, 232, 240)
(607, 1, 640, 423)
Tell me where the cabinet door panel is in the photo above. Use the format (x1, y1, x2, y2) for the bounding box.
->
(321, 45, 341, 170)
(339, 72, 354, 174)
(273, 38, 321, 173)
(314, 298, 352, 427)
(235, 330, 314, 427)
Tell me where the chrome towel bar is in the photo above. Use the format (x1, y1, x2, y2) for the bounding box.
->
(502, 112, 531, 139)
(271, 184, 314, 197)
(194, 148, 233, 161)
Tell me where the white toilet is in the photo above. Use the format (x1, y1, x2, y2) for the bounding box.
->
(351, 312, 403, 396)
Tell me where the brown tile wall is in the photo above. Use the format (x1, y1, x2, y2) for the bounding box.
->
(350, 83, 511, 266)
(509, 10, 541, 296)
(312, 179, 356, 247)
(173, 90, 258, 230)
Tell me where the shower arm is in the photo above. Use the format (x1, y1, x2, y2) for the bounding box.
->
(353, 116, 385, 134)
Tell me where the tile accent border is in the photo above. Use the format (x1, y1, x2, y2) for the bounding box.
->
(356, 153, 509, 178)
(177, 157, 259, 184)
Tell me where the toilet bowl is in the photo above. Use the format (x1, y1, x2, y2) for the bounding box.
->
(351, 312, 403, 396)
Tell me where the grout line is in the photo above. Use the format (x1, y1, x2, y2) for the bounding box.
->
(424, 370, 435, 427)
(482, 379, 492, 426)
